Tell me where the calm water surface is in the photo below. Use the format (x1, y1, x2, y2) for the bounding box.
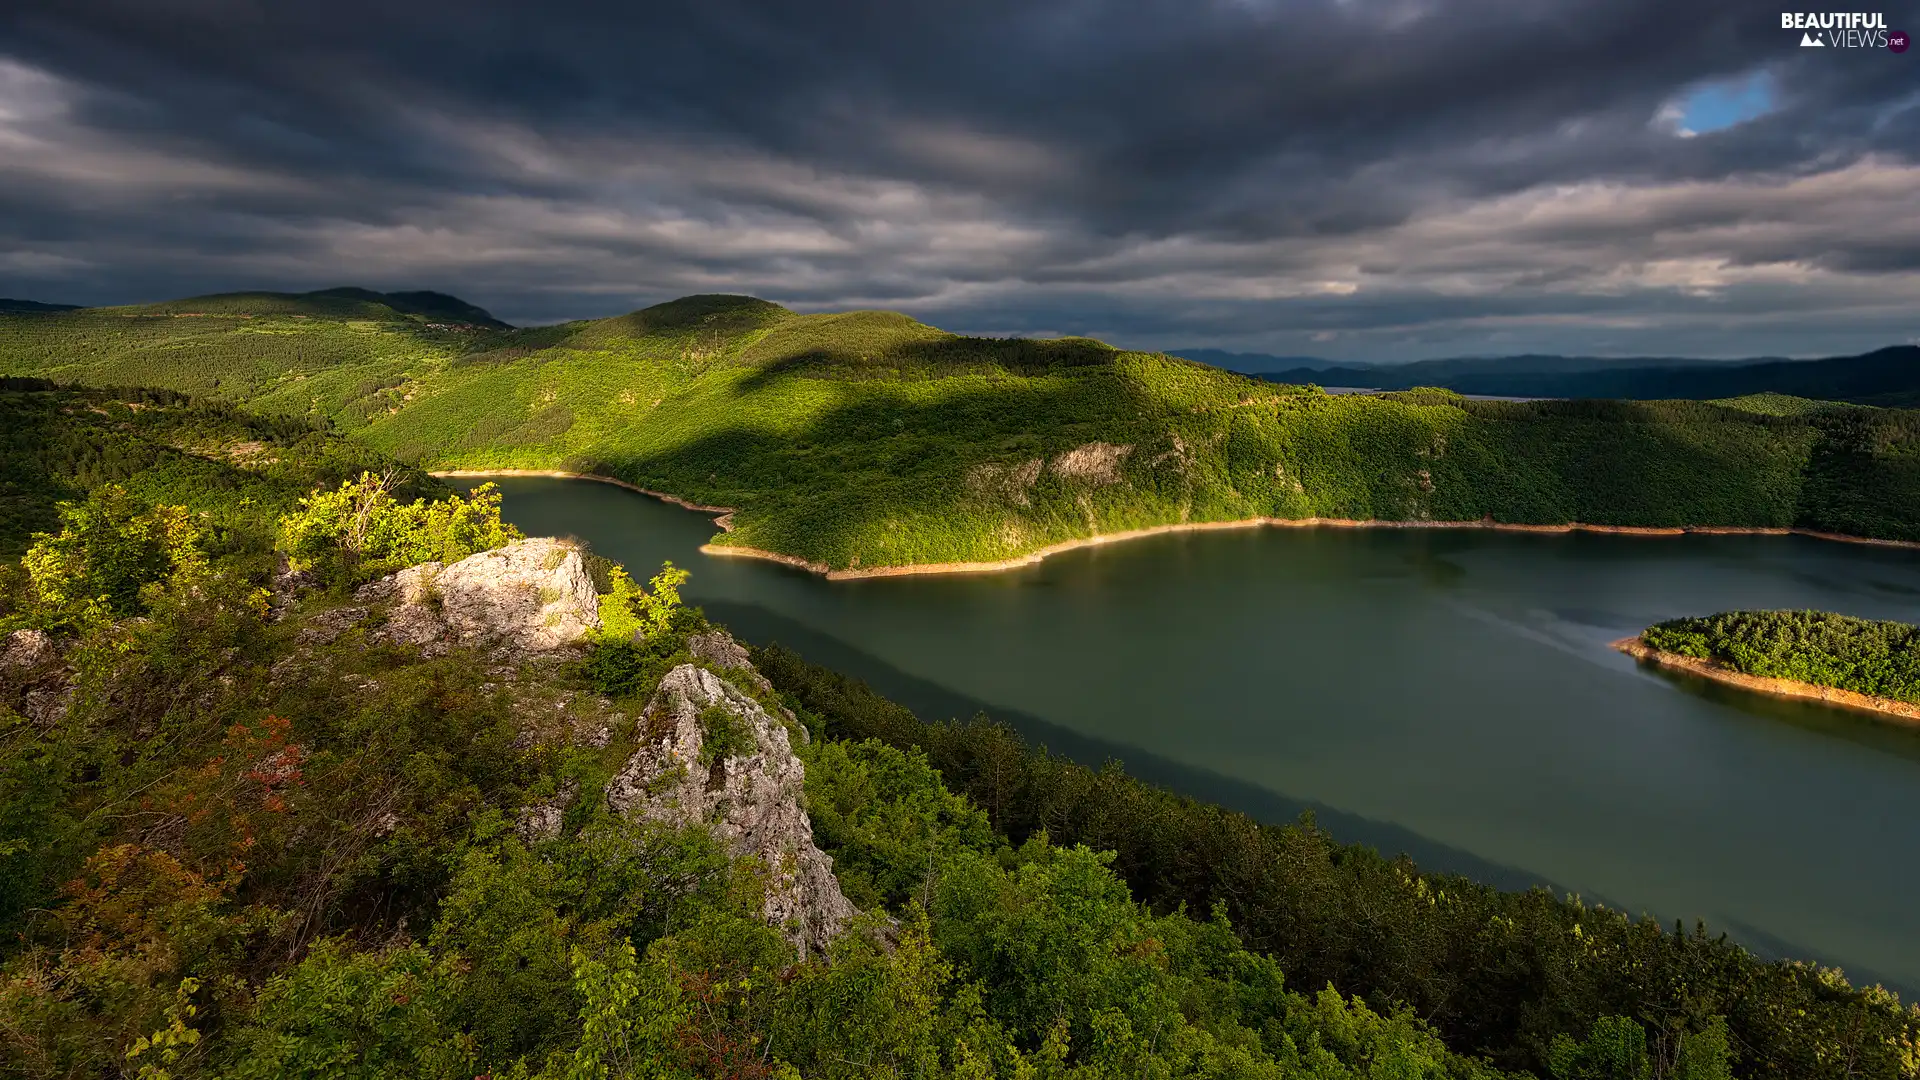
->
(466, 476, 1920, 994)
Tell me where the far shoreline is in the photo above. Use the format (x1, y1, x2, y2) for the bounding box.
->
(432, 468, 1920, 582)
(1613, 636, 1920, 725)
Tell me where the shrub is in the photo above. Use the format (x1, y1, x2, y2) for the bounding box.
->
(277, 472, 520, 581)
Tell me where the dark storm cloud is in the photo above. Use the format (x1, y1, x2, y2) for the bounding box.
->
(0, 0, 1915, 357)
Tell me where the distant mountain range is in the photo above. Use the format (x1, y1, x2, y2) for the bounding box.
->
(10, 289, 1912, 405)
(0, 287, 510, 328)
(1172, 346, 1920, 407)
(1159, 348, 1339, 373)
(0, 298, 81, 314)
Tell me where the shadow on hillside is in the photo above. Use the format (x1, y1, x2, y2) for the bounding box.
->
(733, 333, 1123, 391)
(554, 364, 1916, 568)
(565, 363, 1182, 565)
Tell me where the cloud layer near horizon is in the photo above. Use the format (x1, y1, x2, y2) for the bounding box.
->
(2, 0, 1916, 359)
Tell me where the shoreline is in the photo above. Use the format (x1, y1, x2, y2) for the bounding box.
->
(1612, 637, 1920, 725)
(430, 469, 737, 530)
(433, 470, 1920, 581)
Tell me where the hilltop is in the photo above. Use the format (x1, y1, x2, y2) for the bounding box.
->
(93, 285, 513, 327)
(4, 291, 1919, 570)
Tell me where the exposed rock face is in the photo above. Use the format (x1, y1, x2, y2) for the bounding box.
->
(607, 664, 856, 957)
(1049, 441, 1132, 484)
(354, 538, 600, 656)
(688, 628, 773, 692)
(268, 552, 317, 621)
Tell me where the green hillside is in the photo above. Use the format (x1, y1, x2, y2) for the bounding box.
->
(0, 380, 439, 559)
(5, 293, 1920, 569)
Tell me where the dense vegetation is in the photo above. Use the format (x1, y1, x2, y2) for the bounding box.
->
(0, 381, 439, 560)
(1642, 610, 1920, 704)
(5, 292, 1920, 570)
(0, 431, 1533, 1079)
(2, 388, 1911, 1077)
(753, 644, 1920, 1079)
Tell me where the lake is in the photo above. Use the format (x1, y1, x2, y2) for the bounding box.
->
(462, 475, 1920, 995)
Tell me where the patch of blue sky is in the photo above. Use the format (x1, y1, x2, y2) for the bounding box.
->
(1659, 70, 1778, 137)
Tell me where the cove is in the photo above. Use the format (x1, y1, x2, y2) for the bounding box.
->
(460, 475, 1920, 997)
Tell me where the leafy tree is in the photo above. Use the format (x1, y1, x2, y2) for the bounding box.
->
(19, 484, 204, 627)
(1548, 1016, 1651, 1080)
(634, 562, 690, 638)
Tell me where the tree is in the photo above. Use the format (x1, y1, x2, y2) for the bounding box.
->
(21, 484, 204, 627)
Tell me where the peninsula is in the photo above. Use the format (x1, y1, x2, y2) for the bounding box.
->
(1616, 610, 1920, 723)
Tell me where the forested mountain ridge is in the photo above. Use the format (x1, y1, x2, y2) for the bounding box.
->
(4, 292, 1920, 572)
(1245, 346, 1920, 406)
(2, 383, 1915, 1078)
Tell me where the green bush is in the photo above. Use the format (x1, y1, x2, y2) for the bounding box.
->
(277, 472, 520, 581)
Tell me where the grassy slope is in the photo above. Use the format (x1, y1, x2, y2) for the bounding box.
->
(5, 293, 1920, 569)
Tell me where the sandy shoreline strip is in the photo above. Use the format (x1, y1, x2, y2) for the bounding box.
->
(1612, 637, 1920, 724)
(433, 469, 1920, 581)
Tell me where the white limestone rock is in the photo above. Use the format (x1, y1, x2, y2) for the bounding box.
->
(354, 538, 601, 656)
(607, 664, 856, 958)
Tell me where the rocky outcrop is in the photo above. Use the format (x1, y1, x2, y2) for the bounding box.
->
(606, 664, 856, 957)
(688, 628, 776, 693)
(2, 628, 72, 723)
(354, 538, 600, 656)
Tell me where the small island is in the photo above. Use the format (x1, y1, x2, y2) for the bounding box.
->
(1616, 609, 1920, 722)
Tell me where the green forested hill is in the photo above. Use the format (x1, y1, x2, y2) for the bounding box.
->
(0, 381, 439, 559)
(5, 293, 1919, 569)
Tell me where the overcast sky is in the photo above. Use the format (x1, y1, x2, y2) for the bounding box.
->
(2, 0, 1916, 360)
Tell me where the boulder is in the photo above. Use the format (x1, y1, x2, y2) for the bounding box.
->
(606, 664, 856, 957)
(355, 538, 600, 656)
(2, 629, 58, 671)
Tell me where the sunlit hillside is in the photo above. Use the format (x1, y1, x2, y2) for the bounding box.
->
(5, 292, 1919, 569)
